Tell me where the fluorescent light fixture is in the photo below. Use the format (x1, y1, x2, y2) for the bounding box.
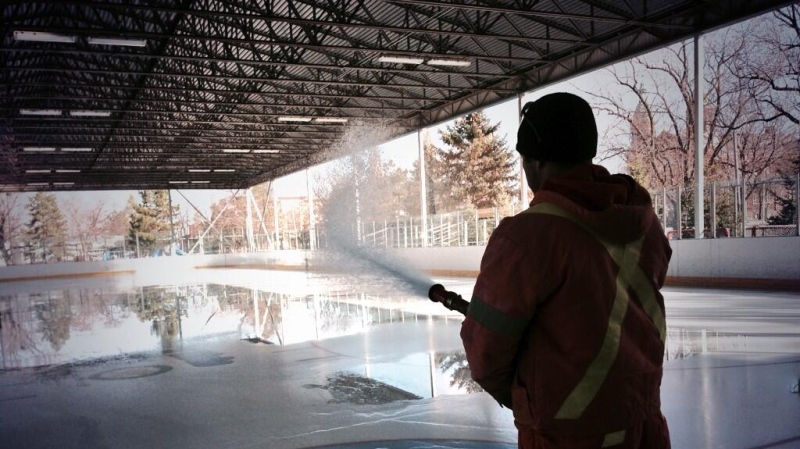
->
(14, 31, 76, 44)
(26, 169, 51, 174)
(314, 117, 348, 123)
(191, 180, 210, 184)
(426, 58, 472, 67)
(56, 169, 80, 173)
(53, 182, 74, 186)
(222, 149, 249, 153)
(27, 182, 49, 186)
(214, 169, 235, 172)
(253, 149, 280, 154)
(188, 169, 211, 173)
(70, 110, 111, 117)
(61, 147, 93, 152)
(169, 181, 188, 184)
(378, 55, 424, 64)
(87, 37, 147, 47)
(23, 147, 56, 152)
(20, 109, 62, 116)
(278, 116, 313, 123)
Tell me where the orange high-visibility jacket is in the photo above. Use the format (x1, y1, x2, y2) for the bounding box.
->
(461, 164, 671, 443)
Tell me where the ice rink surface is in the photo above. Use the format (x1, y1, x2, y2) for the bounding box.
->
(0, 269, 798, 449)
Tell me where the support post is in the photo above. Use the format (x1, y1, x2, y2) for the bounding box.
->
(710, 182, 717, 238)
(273, 191, 280, 249)
(693, 34, 705, 239)
(418, 129, 428, 247)
(662, 187, 668, 232)
(742, 176, 748, 238)
(676, 185, 682, 240)
(306, 168, 316, 250)
(245, 188, 256, 252)
(796, 172, 800, 237)
(168, 189, 177, 254)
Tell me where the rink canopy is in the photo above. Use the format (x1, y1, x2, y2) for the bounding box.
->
(1, 0, 793, 192)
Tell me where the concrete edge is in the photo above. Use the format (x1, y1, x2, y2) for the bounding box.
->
(0, 270, 136, 283)
(664, 276, 800, 291)
(2, 265, 799, 292)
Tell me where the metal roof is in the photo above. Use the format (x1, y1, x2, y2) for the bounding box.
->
(1, 0, 793, 192)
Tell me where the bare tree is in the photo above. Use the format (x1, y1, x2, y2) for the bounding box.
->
(64, 198, 108, 260)
(739, 5, 800, 126)
(587, 13, 797, 190)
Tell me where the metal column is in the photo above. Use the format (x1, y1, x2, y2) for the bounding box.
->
(167, 189, 177, 254)
(419, 129, 428, 247)
(307, 168, 316, 250)
(796, 173, 800, 236)
(245, 188, 256, 252)
(694, 35, 705, 239)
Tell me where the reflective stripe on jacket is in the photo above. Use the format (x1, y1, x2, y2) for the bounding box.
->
(460, 164, 671, 439)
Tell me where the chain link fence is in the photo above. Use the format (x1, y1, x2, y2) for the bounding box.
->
(652, 174, 799, 239)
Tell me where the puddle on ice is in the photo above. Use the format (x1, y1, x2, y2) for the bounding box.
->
(2, 275, 798, 402)
(304, 372, 422, 405)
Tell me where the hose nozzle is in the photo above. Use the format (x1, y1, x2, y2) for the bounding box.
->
(428, 284, 470, 316)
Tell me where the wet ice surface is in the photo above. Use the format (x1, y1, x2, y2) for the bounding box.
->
(1, 270, 799, 449)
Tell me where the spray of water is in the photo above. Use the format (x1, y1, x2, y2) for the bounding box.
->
(310, 121, 435, 298)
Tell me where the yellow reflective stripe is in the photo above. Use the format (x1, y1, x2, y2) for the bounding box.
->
(601, 430, 626, 447)
(625, 259, 667, 342)
(554, 236, 643, 419)
(526, 202, 665, 420)
(526, 203, 665, 340)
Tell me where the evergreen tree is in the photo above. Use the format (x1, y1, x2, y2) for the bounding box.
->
(26, 192, 67, 262)
(128, 190, 179, 255)
(437, 111, 517, 209)
(767, 151, 800, 225)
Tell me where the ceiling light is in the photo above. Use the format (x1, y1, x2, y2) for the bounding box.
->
(23, 147, 56, 152)
(169, 181, 188, 184)
(53, 182, 74, 186)
(214, 169, 235, 172)
(87, 37, 147, 47)
(314, 117, 348, 123)
(61, 147, 93, 152)
(378, 55, 424, 64)
(278, 116, 313, 123)
(14, 31, 76, 44)
(188, 169, 211, 173)
(223, 149, 249, 153)
(253, 149, 280, 154)
(191, 180, 210, 184)
(70, 110, 111, 117)
(27, 182, 49, 186)
(426, 58, 472, 67)
(56, 169, 80, 173)
(26, 169, 51, 174)
(20, 109, 62, 116)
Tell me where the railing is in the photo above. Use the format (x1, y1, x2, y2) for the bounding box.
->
(651, 174, 799, 239)
(2, 175, 796, 266)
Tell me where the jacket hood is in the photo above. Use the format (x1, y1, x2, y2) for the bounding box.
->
(531, 163, 655, 244)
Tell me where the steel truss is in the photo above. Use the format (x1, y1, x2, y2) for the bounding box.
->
(0, 0, 793, 191)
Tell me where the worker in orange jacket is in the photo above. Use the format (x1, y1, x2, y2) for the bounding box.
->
(461, 92, 672, 448)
